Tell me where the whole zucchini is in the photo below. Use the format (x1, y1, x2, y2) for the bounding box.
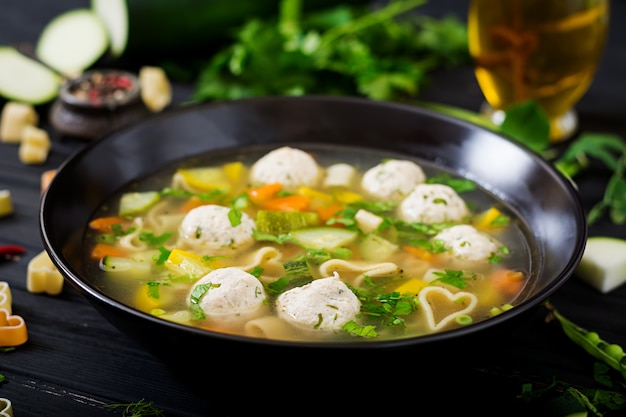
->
(93, 0, 371, 61)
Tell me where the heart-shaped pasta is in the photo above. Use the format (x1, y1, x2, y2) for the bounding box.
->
(0, 282, 11, 314)
(0, 398, 13, 417)
(0, 308, 28, 347)
(319, 259, 400, 286)
(418, 286, 478, 331)
(240, 246, 284, 282)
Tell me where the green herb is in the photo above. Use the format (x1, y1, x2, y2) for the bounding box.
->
(146, 281, 170, 299)
(193, 0, 470, 102)
(139, 232, 172, 247)
(491, 214, 511, 227)
(161, 187, 229, 204)
(429, 269, 476, 289)
(587, 155, 626, 226)
(189, 283, 215, 320)
(155, 247, 170, 265)
(97, 223, 136, 244)
(342, 320, 378, 338)
(488, 246, 509, 264)
(554, 133, 626, 178)
(105, 398, 165, 417)
(249, 266, 264, 279)
(355, 286, 419, 329)
(347, 200, 398, 214)
(228, 207, 242, 227)
(426, 173, 476, 193)
(408, 237, 448, 254)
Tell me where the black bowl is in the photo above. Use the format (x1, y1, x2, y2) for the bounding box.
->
(40, 96, 586, 372)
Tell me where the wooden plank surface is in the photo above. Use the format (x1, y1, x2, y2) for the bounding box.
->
(1, 1, 626, 416)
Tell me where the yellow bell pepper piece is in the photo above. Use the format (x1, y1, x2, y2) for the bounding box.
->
(394, 278, 428, 295)
(134, 285, 162, 312)
(177, 167, 231, 192)
(222, 161, 245, 184)
(473, 207, 507, 229)
(164, 249, 212, 278)
(332, 189, 363, 204)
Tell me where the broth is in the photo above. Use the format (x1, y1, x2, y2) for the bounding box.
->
(84, 144, 534, 343)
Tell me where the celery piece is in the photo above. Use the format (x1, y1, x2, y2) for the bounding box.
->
(118, 191, 160, 216)
(289, 227, 357, 250)
(256, 210, 320, 235)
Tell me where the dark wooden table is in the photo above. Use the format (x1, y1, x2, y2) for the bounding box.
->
(2, 1, 626, 416)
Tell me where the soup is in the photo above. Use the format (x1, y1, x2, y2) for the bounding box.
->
(84, 145, 533, 343)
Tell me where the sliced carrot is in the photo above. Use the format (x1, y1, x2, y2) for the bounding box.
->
(490, 269, 525, 295)
(90, 243, 127, 260)
(178, 196, 208, 213)
(247, 183, 282, 205)
(260, 195, 311, 212)
(316, 204, 344, 223)
(402, 245, 434, 262)
(88, 216, 128, 233)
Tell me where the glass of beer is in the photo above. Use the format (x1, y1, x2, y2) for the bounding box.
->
(468, 0, 609, 141)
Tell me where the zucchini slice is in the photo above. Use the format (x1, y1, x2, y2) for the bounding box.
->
(289, 227, 358, 250)
(91, 0, 128, 57)
(256, 210, 320, 235)
(118, 191, 160, 216)
(35, 8, 110, 77)
(0, 47, 62, 105)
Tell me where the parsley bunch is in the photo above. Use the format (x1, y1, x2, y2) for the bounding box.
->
(193, 0, 469, 102)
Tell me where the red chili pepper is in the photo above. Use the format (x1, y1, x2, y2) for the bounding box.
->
(0, 245, 26, 262)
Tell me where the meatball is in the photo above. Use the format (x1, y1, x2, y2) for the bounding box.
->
(189, 267, 267, 318)
(361, 159, 426, 202)
(276, 273, 361, 332)
(177, 205, 256, 256)
(433, 224, 501, 262)
(397, 183, 469, 224)
(249, 146, 321, 192)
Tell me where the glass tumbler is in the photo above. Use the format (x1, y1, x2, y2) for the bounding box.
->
(468, 0, 609, 141)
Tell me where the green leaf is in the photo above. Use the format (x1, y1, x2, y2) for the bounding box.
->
(416, 100, 499, 130)
(500, 100, 551, 153)
(556, 133, 626, 175)
(588, 155, 626, 225)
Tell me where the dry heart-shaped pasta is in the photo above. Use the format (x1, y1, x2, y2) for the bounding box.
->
(418, 286, 478, 331)
(0, 308, 28, 347)
(0, 282, 11, 314)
